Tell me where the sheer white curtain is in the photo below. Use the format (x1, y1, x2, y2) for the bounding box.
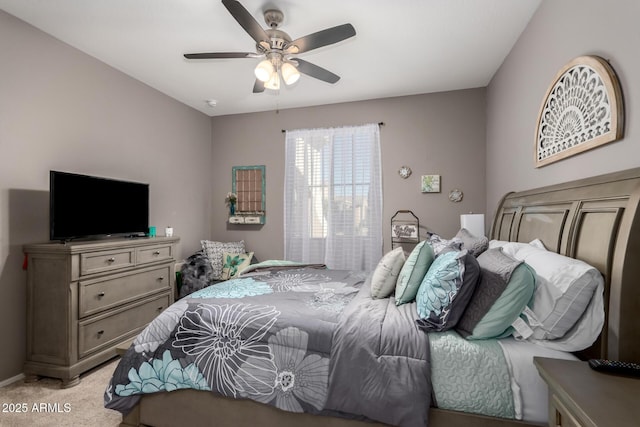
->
(284, 123, 383, 271)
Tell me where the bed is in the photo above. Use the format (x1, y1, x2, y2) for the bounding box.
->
(107, 167, 640, 427)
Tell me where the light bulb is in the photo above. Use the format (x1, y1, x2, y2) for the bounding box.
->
(264, 72, 280, 90)
(254, 59, 274, 82)
(281, 62, 300, 85)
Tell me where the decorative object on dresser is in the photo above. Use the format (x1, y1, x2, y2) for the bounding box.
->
(228, 165, 265, 225)
(534, 357, 640, 427)
(23, 236, 179, 388)
(534, 55, 624, 168)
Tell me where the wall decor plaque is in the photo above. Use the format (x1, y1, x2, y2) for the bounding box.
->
(534, 55, 624, 168)
(421, 174, 441, 193)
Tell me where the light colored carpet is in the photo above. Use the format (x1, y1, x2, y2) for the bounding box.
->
(0, 357, 122, 427)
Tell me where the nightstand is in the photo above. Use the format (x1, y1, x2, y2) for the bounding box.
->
(534, 357, 640, 427)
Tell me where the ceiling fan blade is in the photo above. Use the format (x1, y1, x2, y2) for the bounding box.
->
(253, 79, 265, 93)
(285, 23, 356, 54)
(294, 59, 340, 84)
(184, 52, 259, 59)
(222, 0, 270, 44)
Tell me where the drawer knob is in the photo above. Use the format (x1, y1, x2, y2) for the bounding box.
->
(107, 257, 115, 263)
(157, 306, 164, 311)
(153, 251, 161, 255)
(98, 292, 106, 298)
(157, 277, 164, 281)
(97, 330, 104, 337)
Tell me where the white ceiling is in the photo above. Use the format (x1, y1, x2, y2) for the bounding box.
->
(0, 0, 541, 117)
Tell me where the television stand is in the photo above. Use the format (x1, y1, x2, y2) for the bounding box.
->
(23, 236, 179, 387)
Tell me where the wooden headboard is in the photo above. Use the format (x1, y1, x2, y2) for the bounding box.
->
(490, 168, 640, 364)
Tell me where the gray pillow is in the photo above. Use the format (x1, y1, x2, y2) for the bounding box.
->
(456, 248, 535, 339)
(426, 232, 463, 255)
(455, 228, 489, 256)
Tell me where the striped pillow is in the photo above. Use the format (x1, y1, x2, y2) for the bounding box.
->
(501, 242, 602, 340)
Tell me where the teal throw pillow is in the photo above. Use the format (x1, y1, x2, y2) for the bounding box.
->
(395, 241, 435, 305)
(467, 264, 536, 339)
(455, 248, 536, 339)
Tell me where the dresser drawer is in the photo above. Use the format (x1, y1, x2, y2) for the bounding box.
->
(137, 244, 173, 265)
(80, 248, 135, 276)
(79, 265, 171, 318)
(78, 293, 170, 358)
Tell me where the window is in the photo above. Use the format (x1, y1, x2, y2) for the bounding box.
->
(284, 123, 383, 271)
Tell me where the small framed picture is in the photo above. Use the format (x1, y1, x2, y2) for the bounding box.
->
(421, 174, 441, 193)
(391, 223, 419, 242)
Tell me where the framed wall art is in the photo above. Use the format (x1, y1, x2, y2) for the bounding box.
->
(391, 210, 420, 253)
(534, 55, 624, 168)
(421, 174, 441, 193)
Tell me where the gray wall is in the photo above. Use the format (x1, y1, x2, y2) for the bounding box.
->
(486, 0, 640, 214)
(0, 11, 213, 382)
(210, 89, 487, 261)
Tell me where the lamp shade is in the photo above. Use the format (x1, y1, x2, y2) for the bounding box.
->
(281, 62, 300, 85)
(254, 59, 274, 82)
(460, 213, 485, 237)
(264, 72, 280, 90)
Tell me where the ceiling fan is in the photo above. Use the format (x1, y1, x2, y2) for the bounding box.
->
(184, 0, 356, 93)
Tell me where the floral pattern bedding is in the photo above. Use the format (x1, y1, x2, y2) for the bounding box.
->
(104, 267, 432, 427)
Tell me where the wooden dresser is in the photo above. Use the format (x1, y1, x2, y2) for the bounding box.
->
(23, 236, 179, 387)
(534, 357, 640, 427)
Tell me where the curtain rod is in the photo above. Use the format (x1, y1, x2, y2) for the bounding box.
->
(281, 122, 385, 133)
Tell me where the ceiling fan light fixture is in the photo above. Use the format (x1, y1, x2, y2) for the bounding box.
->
(281, 62, 300, 85)
(254, 59, 274, 82)
(264, 72, 280, 91)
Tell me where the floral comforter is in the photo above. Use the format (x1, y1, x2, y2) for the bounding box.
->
(104, 266, 431, 427)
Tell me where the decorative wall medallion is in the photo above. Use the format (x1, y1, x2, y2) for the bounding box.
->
(448, 189, 463, 203)
(398, 166, 412, 179)
(534, 55, 624, 168)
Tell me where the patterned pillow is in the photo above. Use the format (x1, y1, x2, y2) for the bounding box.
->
(200, 240, 246, 280)
(456, 248, 536, 339)
(426, 232, 463, 255)
(178, 250, 215, 298)
(415, 250, 480, 332)
(395, 241, 436, 305)
(455, 228, 489, 256)
(221, 251, 254, 280)
(370, 247, 406, 299)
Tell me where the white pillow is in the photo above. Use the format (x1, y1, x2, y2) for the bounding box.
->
(528, 282, 604, 352)
(489, 239, 545, 250)
(370, 247, 405, 299)
(501, 242, 603, 341)
(488, 239, 510, 249)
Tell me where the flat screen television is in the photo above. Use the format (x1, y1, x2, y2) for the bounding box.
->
(50, 170, 149, 241)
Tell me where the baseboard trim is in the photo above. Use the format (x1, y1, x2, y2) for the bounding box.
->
(0, 372, 25, 388)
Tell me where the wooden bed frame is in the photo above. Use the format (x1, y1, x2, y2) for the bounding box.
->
(120, 168, 640, 427)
